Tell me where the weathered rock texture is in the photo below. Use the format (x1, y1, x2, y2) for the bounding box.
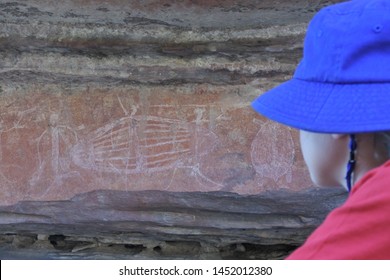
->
(0, 189, 346, 259)
(0, 0, 346, 259)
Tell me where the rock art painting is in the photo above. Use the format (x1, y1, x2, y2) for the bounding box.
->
(0, 87, 311, 205)
(251, 121, 295, 183)
(70, 114, 221, 187)
(30, 113, 81, 188)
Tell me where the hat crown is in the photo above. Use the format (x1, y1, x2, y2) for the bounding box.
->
(294, 0, 390, 83)
(251, 0, 390, 134)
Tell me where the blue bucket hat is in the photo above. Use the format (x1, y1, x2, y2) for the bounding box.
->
(251, 0, 390, 134)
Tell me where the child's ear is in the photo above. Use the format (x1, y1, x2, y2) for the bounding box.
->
(331, 134, 349, 140)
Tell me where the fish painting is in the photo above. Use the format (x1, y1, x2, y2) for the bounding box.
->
(251, 121, 295, 183)
(70, 115, 220, 186)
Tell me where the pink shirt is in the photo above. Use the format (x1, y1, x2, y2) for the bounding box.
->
(287, 160, 390, 260)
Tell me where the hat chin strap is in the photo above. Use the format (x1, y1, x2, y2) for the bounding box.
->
(345, 134, 357, 192)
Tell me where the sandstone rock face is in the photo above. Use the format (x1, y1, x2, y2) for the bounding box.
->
(0, 84, 312, 204)
(0, 189, 346, 259)
(0, 0, 346, 259)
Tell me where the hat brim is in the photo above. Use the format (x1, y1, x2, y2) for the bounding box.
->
(251, 78, 390, 133)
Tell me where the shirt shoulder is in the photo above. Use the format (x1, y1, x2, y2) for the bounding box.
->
(287, 160, 390, 260)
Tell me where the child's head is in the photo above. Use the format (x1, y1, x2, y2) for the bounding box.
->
(251, 0, 390, 191)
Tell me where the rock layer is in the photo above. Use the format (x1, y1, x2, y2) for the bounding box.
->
(0, 188, 346, 259)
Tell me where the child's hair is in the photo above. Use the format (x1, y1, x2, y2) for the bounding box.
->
(374, 132, 390, 158)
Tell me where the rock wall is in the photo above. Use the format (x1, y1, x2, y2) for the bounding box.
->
(0, 0, 346, 259)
